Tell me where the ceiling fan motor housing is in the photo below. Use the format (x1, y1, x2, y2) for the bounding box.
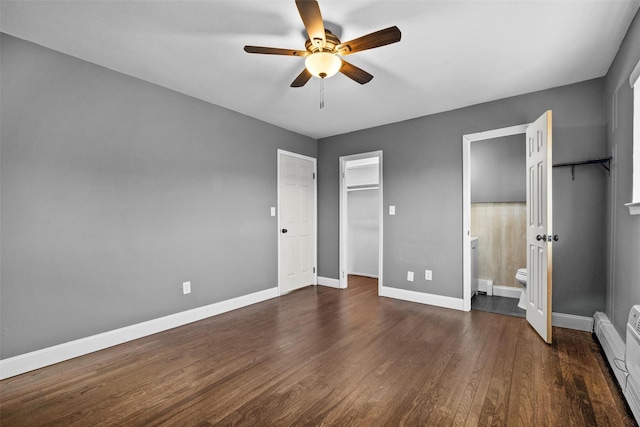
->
(305, 30, 342, 54)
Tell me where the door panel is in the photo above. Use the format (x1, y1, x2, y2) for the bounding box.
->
(525, 111, 553, 343)
(279, 153, 315, 294)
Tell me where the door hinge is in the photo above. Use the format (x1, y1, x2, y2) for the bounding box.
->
(313, 173, 316, 180)
(313, 267, 316, 273)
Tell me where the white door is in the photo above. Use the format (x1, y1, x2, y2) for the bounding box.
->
(525, 111, 553, 343)
(278, 151, 316, 294)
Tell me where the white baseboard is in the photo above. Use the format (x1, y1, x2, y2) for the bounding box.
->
(380, 286, 464, 311)
(478, 279, 493, 296)
(492, 285, 523, 299)
(0, 287, 279, 380)
(348, 272, 379, 279)
(552, 312, 594, 332)
(317, 276, 341, 289)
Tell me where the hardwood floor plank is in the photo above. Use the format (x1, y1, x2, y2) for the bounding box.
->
(457, 314, 510, 426)
(511, 322, 537, 427)
(504, 320, 527, 425)
(477, 318, 519, 426)
(1, 276, 635, 426)
(557, 326, 595, 425)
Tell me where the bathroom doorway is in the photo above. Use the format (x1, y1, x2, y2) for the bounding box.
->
(339, 151, 383, 292)
(462, 124, 529, 315)
(464, 113, 554, 343)
(469, 133, 527, 318)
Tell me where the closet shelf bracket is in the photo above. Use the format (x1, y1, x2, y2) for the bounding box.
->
(552, 157, 612, 180)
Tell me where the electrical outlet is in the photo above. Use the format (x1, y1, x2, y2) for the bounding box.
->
(407, 271, 414, 282)
(425, 270, 432, 281)
(182, 281, 191, 295)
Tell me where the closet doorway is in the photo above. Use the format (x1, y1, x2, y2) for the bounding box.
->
(339, 151, 383, 292)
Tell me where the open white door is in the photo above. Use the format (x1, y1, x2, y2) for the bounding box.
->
(525, 111, 553, 343)
(278, 151, 316, 294)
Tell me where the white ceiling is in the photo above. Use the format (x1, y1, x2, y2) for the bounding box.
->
(2, 0, 639, 139)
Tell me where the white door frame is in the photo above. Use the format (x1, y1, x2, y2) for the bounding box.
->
(277, 149, 318, 295)
(339, 151, 383, 293)
(462, 124, 530, 311)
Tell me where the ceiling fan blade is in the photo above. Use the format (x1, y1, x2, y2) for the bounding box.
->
(340, 60, 373, 85)
(336, 26, 401, 55)
(295, 0, 326, 49)
(291, 68, 313, 87)
(244, 46, 309, 57)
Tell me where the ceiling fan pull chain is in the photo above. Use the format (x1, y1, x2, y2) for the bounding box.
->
(320, 77, 325, 109)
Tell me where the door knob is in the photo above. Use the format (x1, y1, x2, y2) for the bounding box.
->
(553, 235, 559, 241)
(536, 234, 546, 241)
(281, 229, 288, 234)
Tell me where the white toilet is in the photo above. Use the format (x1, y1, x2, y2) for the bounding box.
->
(516, 268, 527, 309)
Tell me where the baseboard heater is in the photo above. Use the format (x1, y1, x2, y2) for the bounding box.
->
(594, 306, 640, 422)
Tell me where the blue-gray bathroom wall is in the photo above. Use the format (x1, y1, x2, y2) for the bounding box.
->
(471, 134, 526, 203)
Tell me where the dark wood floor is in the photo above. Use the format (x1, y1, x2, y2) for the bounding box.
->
(1, 276, 635, 426)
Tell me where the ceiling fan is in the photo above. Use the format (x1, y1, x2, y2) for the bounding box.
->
(244, 0, 401, 87)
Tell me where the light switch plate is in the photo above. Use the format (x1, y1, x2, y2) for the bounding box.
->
(389, 205, 396, 215)
(270, 207, 276, 217)
(183, 281, 191, 294)
(407, 271, 414, 282)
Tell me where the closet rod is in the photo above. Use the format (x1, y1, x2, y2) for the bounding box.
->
(552, 156, 612, 180)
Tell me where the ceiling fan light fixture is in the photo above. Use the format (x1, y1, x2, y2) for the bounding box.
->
(305, 52, 341, 79)
(244, 1, 401, 88)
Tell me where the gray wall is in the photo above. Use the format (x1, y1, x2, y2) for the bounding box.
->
(471, 134, 526, 203)
(0, 34, 316, 359)
(604, 12, 640, 338)
(318, 78, 607, 317)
